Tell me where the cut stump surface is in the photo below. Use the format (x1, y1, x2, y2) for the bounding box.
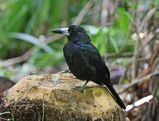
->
(0, 72, 126, 121)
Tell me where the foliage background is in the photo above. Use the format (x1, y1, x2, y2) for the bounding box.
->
(0, 0, 159, 120)
(0, 0, 136, 78)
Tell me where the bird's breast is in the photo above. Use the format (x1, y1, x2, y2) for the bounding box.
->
(63, 42, 96, 80)
(63, 42, 82, 65)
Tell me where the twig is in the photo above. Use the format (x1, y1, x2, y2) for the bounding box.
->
(45, 34, 64, 44)
(42, 102, 45, 121)
(119, 64, 130, 84)
(119, 71, 159, 94)
(140, 41, 159, 77)
(131, 0, 140, 80)
(138, 8, 156, 32)
(126, 95, 153, 112)
(101, 0, 108, 26)
(1, 49, 31, 67)
(137, 33, 154, 56)
(73, 1, 93, 25)
(92, 1, 100, 25)
(131, 40, 139, 80)
(107, 52, 133, 58)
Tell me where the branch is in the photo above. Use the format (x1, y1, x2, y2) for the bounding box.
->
(126, 95, 153, 112)
(119, 71, 159, 94)
(73, 1, 93, 25)
(0, 50, 31, 67)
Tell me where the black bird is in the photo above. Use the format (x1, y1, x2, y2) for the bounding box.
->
(51, 25, 125, 109)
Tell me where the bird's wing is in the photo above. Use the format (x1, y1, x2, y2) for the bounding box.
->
(79, 43, 125, 109)
(79, 43, 110, 78)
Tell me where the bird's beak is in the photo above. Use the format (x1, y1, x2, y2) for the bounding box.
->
(51, 28, 70, 36)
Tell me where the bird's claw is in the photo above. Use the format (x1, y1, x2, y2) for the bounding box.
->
(72, 86, 85, 92)
(59, 70, 71, 74)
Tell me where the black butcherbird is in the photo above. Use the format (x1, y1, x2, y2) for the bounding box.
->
(51, 25, 125, 109)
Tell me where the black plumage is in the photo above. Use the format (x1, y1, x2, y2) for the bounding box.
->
(52, 25, 125, 109)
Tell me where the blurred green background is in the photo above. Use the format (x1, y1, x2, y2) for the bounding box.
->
(0, 0, 158, 80)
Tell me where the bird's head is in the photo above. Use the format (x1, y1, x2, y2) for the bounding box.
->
(51, 25, 90, 43)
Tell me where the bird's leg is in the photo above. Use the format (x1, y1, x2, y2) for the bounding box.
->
(79, 80, 89, 91)
(83, 80, 89, 88)
(73, 81, 89, 91)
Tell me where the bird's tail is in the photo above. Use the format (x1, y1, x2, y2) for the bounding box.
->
(103, 80, 126, 109)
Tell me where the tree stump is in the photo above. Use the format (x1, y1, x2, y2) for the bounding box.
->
(0, 72, 126, 121)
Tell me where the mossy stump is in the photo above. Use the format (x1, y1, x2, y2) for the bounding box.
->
(0, 72, 126, 121)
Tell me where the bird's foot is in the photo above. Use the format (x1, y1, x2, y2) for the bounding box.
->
(73, 81, 89, 92)
(72, 86, 85, 92)
(59, 70, 71, 74)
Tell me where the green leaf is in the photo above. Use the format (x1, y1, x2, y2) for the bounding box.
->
(116, 7, 133, 33)
(8, 32, 53, 53)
